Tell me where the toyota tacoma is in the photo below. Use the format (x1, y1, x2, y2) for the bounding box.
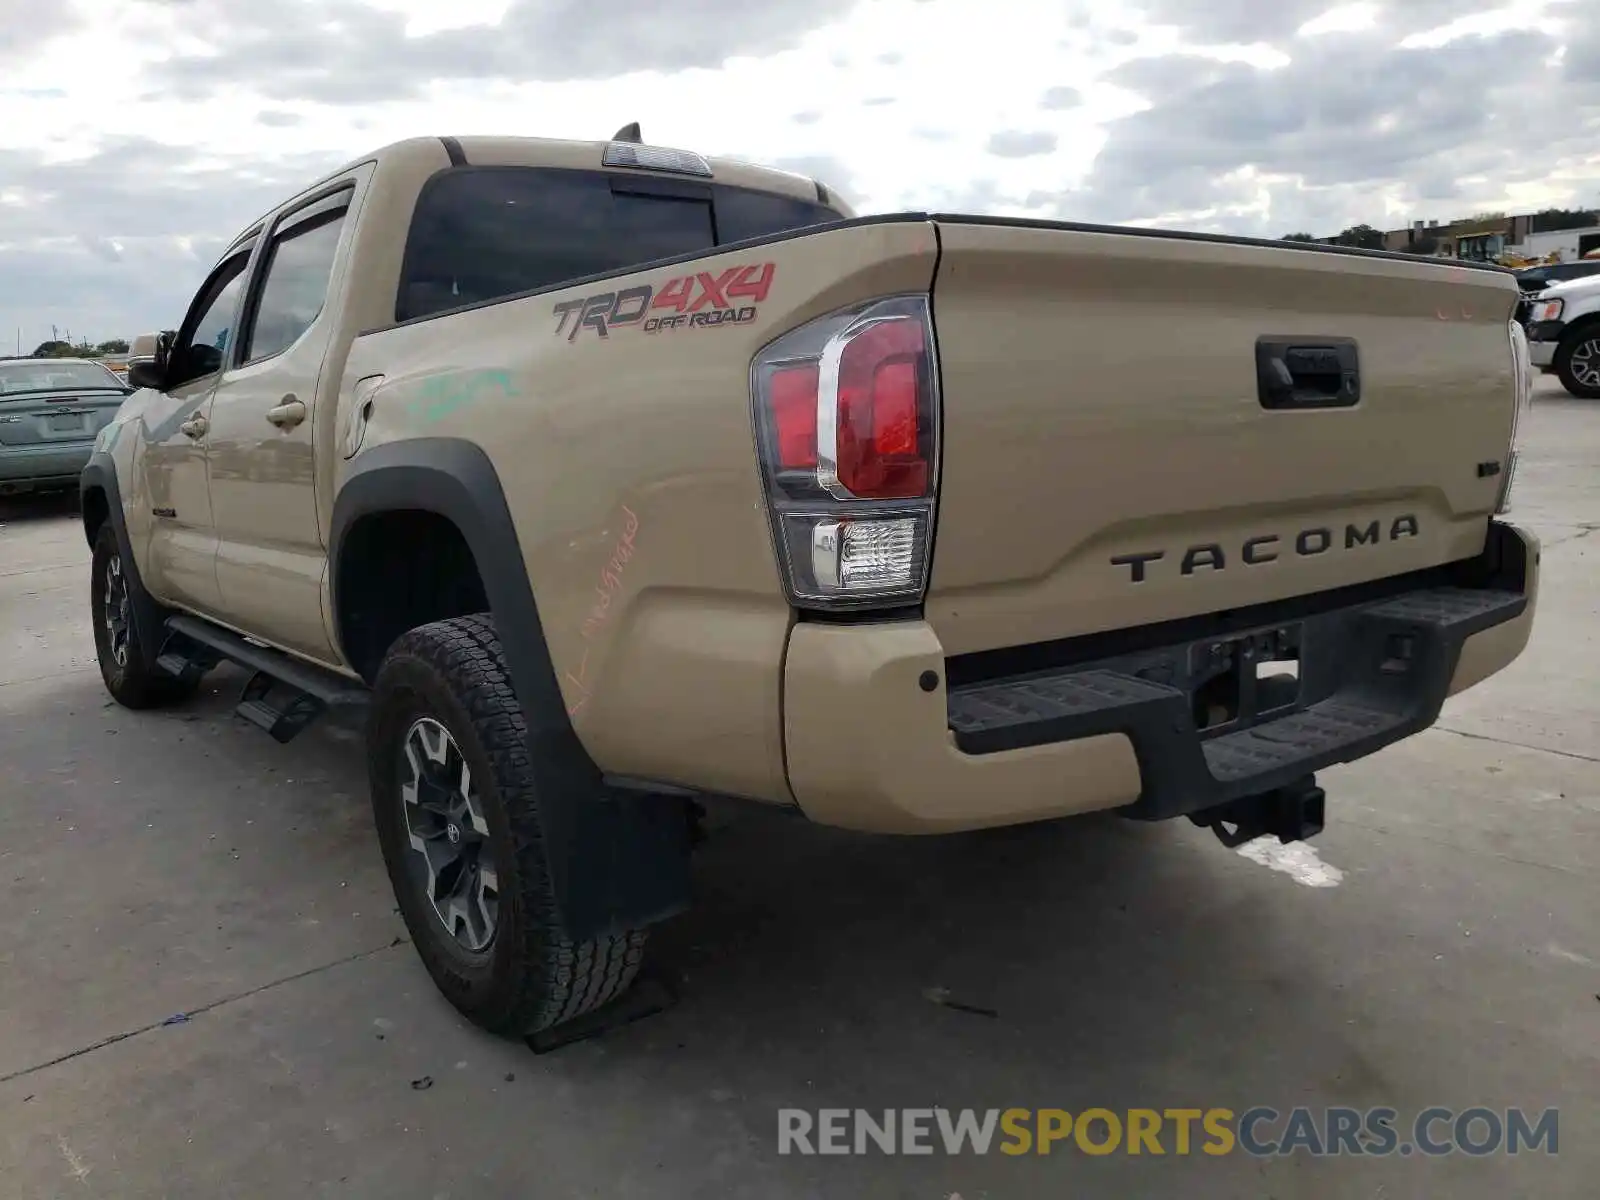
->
(81, 128, 1540, 1038)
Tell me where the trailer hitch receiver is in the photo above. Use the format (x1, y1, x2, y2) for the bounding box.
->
(1188, 775, 1326, 848)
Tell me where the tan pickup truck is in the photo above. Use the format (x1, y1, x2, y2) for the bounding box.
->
(81, 128, 1540, 1039)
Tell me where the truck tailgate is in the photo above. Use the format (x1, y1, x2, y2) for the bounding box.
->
(925, 219, 1521, 658)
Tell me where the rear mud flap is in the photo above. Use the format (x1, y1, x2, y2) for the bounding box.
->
(535, 766, 695, 944)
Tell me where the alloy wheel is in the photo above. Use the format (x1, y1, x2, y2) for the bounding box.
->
(1569, 337, 1600, 390)
(103, 553, 131, 668)
(399, 716, 500, 952)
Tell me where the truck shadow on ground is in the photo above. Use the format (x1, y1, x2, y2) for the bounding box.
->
(639, 797, 1340, 1101)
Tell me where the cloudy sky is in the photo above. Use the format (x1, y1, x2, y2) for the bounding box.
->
(1, 0, 1596, 351)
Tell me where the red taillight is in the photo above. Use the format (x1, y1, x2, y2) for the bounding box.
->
(834, 317, 927, 499)
(769, 363, 819, 469)
(751, 294, 940, 611)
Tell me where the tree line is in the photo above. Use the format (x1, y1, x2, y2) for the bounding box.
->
(25, 338, 129, 359)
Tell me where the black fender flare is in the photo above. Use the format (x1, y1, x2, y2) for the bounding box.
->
(79, 453, 171, 658)
(331, 438, 690, 943)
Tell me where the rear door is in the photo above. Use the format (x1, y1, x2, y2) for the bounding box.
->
(204, 172, 366, 664)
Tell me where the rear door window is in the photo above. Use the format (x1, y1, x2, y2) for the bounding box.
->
(397, 167, 842, 322)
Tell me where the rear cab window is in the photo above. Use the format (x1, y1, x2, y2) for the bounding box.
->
(395, 166, 842, 323)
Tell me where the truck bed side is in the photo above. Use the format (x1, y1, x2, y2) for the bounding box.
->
(338, 216, 940, 804)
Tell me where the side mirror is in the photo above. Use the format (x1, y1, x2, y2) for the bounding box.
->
(126, 358, 165, 391)
(126, 329, 180, 391)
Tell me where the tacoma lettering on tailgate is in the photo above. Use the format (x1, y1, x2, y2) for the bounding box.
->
(551, 262, 775, 342)
(1111, 515, 1420, 583)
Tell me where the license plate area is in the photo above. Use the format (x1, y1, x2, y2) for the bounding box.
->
(47, 412, 85, 433)
(1188, 625, 1303, 737)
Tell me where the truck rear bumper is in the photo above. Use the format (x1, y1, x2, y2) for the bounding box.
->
(783, 521, 1538, 834)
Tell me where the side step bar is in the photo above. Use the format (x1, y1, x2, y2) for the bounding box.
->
(158, 614, 370, 743)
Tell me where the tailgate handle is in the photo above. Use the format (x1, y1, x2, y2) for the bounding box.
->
(1256, 337, 1360, 410)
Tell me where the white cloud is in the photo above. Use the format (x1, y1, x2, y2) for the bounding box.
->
(1398, 2, 1555, 49)
(1297, 3, 1380, 37)
(0, 0, 1596, 348)
(363, 0, 514, 37)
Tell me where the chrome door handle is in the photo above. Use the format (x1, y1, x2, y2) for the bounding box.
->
(179, 414, 208, 439)
(266, 397, 307, 429)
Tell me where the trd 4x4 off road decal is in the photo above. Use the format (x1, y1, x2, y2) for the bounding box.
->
(551, 262, 775, 342)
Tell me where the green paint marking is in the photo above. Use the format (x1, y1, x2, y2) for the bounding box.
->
(405, 370, 518, 423)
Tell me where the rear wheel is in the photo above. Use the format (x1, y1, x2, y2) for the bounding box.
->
(89, 522, 198, 709)
(367, 614, 647, 1036)
(1554, 327, 1600, 398)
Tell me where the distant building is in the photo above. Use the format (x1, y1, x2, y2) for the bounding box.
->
(1374, 210, 1600, 263)
(1383, 219, 1447, 253)
(1503, 227, 1600, 263)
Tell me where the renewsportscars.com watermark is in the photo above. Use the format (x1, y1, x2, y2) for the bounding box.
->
(777, 1107, 1560, 1158)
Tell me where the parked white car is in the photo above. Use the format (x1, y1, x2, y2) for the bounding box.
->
(1523, 273, 1600, 398)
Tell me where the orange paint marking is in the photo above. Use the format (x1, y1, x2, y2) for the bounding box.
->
(564, 506, 641, 718)
(579, 505, 639, 640)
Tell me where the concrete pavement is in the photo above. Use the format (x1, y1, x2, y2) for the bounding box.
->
(0, 378, 1595, 1198)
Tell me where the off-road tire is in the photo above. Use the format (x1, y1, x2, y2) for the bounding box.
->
(368, 613, 647, 1036)
(89, 521, 198, 709)
(1554, 326, 1600, 399)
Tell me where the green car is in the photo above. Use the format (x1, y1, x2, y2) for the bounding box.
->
(0, 357, 131, 497)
